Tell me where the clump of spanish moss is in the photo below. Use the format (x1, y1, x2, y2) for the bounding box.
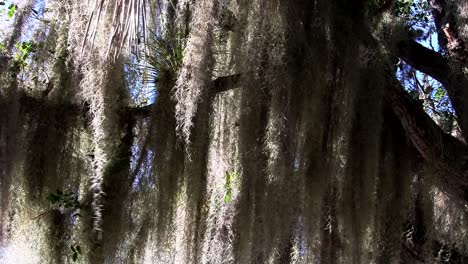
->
(0, 0, 467, 263)
(173, 0, 216, 146)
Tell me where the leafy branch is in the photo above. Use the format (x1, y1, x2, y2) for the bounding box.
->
(11, 41, 39, 75)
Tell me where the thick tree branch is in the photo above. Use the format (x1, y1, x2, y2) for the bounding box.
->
(429, 0, 466, 58)
(18, 90, 85, 116)
(424, 0, 468, 140)
(385, 74, 468, 205)
(361, 32, 468, 202)
(395, 39, 449, 84)
(394, 37, 468, 139)
(18, 75, 243, 119)
(330, 27, 468, 206)
(212, 73, 241, 94)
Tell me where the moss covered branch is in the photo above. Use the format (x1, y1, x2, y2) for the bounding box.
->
(385, 73, 468, 205)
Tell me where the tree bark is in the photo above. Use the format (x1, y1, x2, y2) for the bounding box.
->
(385, 74, 468, 205)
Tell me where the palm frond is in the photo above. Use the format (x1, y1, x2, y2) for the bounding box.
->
(144, 29, 186, 83)
(81, 0, 151, 59)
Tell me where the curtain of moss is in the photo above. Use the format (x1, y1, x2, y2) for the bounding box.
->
(1, 0, 467, 263)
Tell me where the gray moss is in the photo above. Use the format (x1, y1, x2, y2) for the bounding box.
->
(0, 0, 466, 263)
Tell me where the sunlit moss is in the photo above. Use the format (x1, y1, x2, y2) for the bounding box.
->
(0, 0, 467, 263)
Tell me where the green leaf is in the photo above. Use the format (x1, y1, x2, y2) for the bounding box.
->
(72, 252, 78, 262)
(7, 4, 17, 18)
(224, 171, 239, 204)
(76, 245, 82, 254)
(224, 189, 232, 204)
(434, 86, 446, 101)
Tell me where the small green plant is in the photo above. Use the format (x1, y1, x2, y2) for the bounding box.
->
(10, 41, 39, 75)
(17, 41, 37, 58)
(70, 244, 82, 262)
(224, 171, 239, 204)
(145, 30, 186, 82)
(434, 86, 446, 101)
(7, 4, 17, 18)
(16, 41, 37, 63)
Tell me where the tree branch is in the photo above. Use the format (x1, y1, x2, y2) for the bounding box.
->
(424, 0, 468, 140)
(429, 0, 466, 58)
(395, 39, 449, 84)
(385, 74, 468, 205)
(18, 74, 243, 119)
(129, 74, 242, 117)
(359, 31, 468, 203)
(394, 37, 468, 139)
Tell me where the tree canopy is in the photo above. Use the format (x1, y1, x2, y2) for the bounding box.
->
(0, 0, 467, 263)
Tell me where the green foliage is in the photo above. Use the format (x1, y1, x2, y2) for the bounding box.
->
(16, 41, 37, 60)
(11, 41, 38, 75)
(431, 86, 456, 132)
(7, 4, 17, 18)
(394, 0, 431, 26)
(434, 86, 446, 101)
(224, 171, 239, 204)
(146, 30, 186, 82)
(394, 0, 413, 16)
